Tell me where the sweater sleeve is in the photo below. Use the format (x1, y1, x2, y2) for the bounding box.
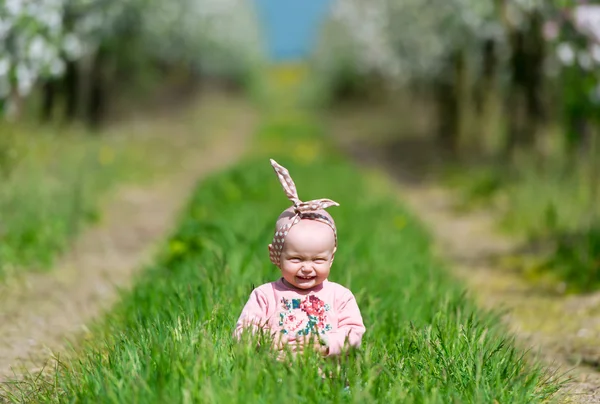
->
(233, 288, 271, 340)
(327, 289, 366, 356)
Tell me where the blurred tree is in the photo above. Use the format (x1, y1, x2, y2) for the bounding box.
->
(317, 0, 599, 158)
(503, 6, 546, 155)
(320, 0, 501, 154)
(0, 0, 263, 125)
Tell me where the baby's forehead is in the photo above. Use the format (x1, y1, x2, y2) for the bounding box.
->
(285, 220, 336, 244)
(290, 219, 332, 233)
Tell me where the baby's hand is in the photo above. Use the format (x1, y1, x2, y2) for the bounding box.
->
(271, 333, 289, 361)
(295, 334, 329, 357)
(272, 333, 329, 359)
(272, 332, 289, 350)
(314, 333, 330, 356)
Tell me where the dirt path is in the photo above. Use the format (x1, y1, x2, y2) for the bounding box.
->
(0, 91, 256, 384)
(395, 185, 600, 403)
(329, 106, 600, 403)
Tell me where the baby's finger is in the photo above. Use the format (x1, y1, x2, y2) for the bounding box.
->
(272, 333, 287, 350)
(299, 334, 311, 346)
(307, 333, 320, 346)
(305, 333, 320, 348)
(317, 333, 329, 346)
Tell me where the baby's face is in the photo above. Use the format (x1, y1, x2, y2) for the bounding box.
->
(271, 220, 336, 290)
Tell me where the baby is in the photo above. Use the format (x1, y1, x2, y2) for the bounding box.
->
(234, 159, 366, 358)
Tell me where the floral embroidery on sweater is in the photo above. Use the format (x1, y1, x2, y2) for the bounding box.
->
(279, 295, 332, 336)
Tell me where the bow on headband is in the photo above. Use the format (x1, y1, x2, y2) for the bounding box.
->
(269, 159, 340, 266)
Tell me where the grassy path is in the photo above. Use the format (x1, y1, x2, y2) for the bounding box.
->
(0, 83, 563, 402)
(0, 91, 256, 386)
(0, 92, 226, 279)
(328, 102, 600, 403)
(397, 185, 600, 403)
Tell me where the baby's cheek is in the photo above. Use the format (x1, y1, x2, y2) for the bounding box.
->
(283, 263, 298, 272)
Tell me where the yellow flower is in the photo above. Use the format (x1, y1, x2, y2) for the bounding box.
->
(98, 146, 115, 166)
(271, 63, 307, 89)
(393, 215, 406, 229)
(170, 240, 187, 255)
(293, 141, 319, 165)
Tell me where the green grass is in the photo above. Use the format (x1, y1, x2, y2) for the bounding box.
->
(2, 114, 561, 402)
(445, 158, 598, 238)
(540, 225, 600, 292)
(0, 122, 139, 276)
(445, 155, 600, 292)
(0, 94, 233, 279)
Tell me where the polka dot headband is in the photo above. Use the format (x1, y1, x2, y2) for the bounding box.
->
(269, 159, 340, 266)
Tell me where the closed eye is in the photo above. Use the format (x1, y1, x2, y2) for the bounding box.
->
(314, 258, 327, 264)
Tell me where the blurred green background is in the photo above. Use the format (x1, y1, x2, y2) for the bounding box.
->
(1, 0, 599, 288)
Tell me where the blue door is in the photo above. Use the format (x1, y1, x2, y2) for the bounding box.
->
(253, 0, 332, 62)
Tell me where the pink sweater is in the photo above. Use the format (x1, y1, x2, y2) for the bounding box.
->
(234, 278, 365, 356)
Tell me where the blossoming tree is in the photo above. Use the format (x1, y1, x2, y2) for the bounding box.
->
(315, 0, 599, 155)
(0, 0, 262, 122)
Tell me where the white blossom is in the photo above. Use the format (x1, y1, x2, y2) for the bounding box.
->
(16, 64, 36, 96)
(28, 36, 48, 61)
(5, 0, 24, 16)
(543, 20, 560, 41)
(573, 5, 600, 43)
(556, 42, 576, 66)
(578, 51, 593, 71)
(591, 44, 600, 64)
(49, 58, 65, 76)
(321, 0, 502, 83)
(62, 34, 83, 59)
(0, 58, 9, 77)
(0, 0, 263, 110)
(0, 18, 12, 40)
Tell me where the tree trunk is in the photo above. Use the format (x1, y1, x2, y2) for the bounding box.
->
(436, 77, 458, 155)
(505, 29, 528, 155)
(5, 89, 22, 121)
(454, 48, 471, 152)
(479, 39, 497, 114)
(41, 80, 57, 121)
(479, 38, 500, 152)
(436, 50, 468, 156)
(504, 11, 545, 156)
(589, 127, 599, 226)
(86, 46, 109, 129)
(524, 11, 545, 139)
(63, 60, 80, 121)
